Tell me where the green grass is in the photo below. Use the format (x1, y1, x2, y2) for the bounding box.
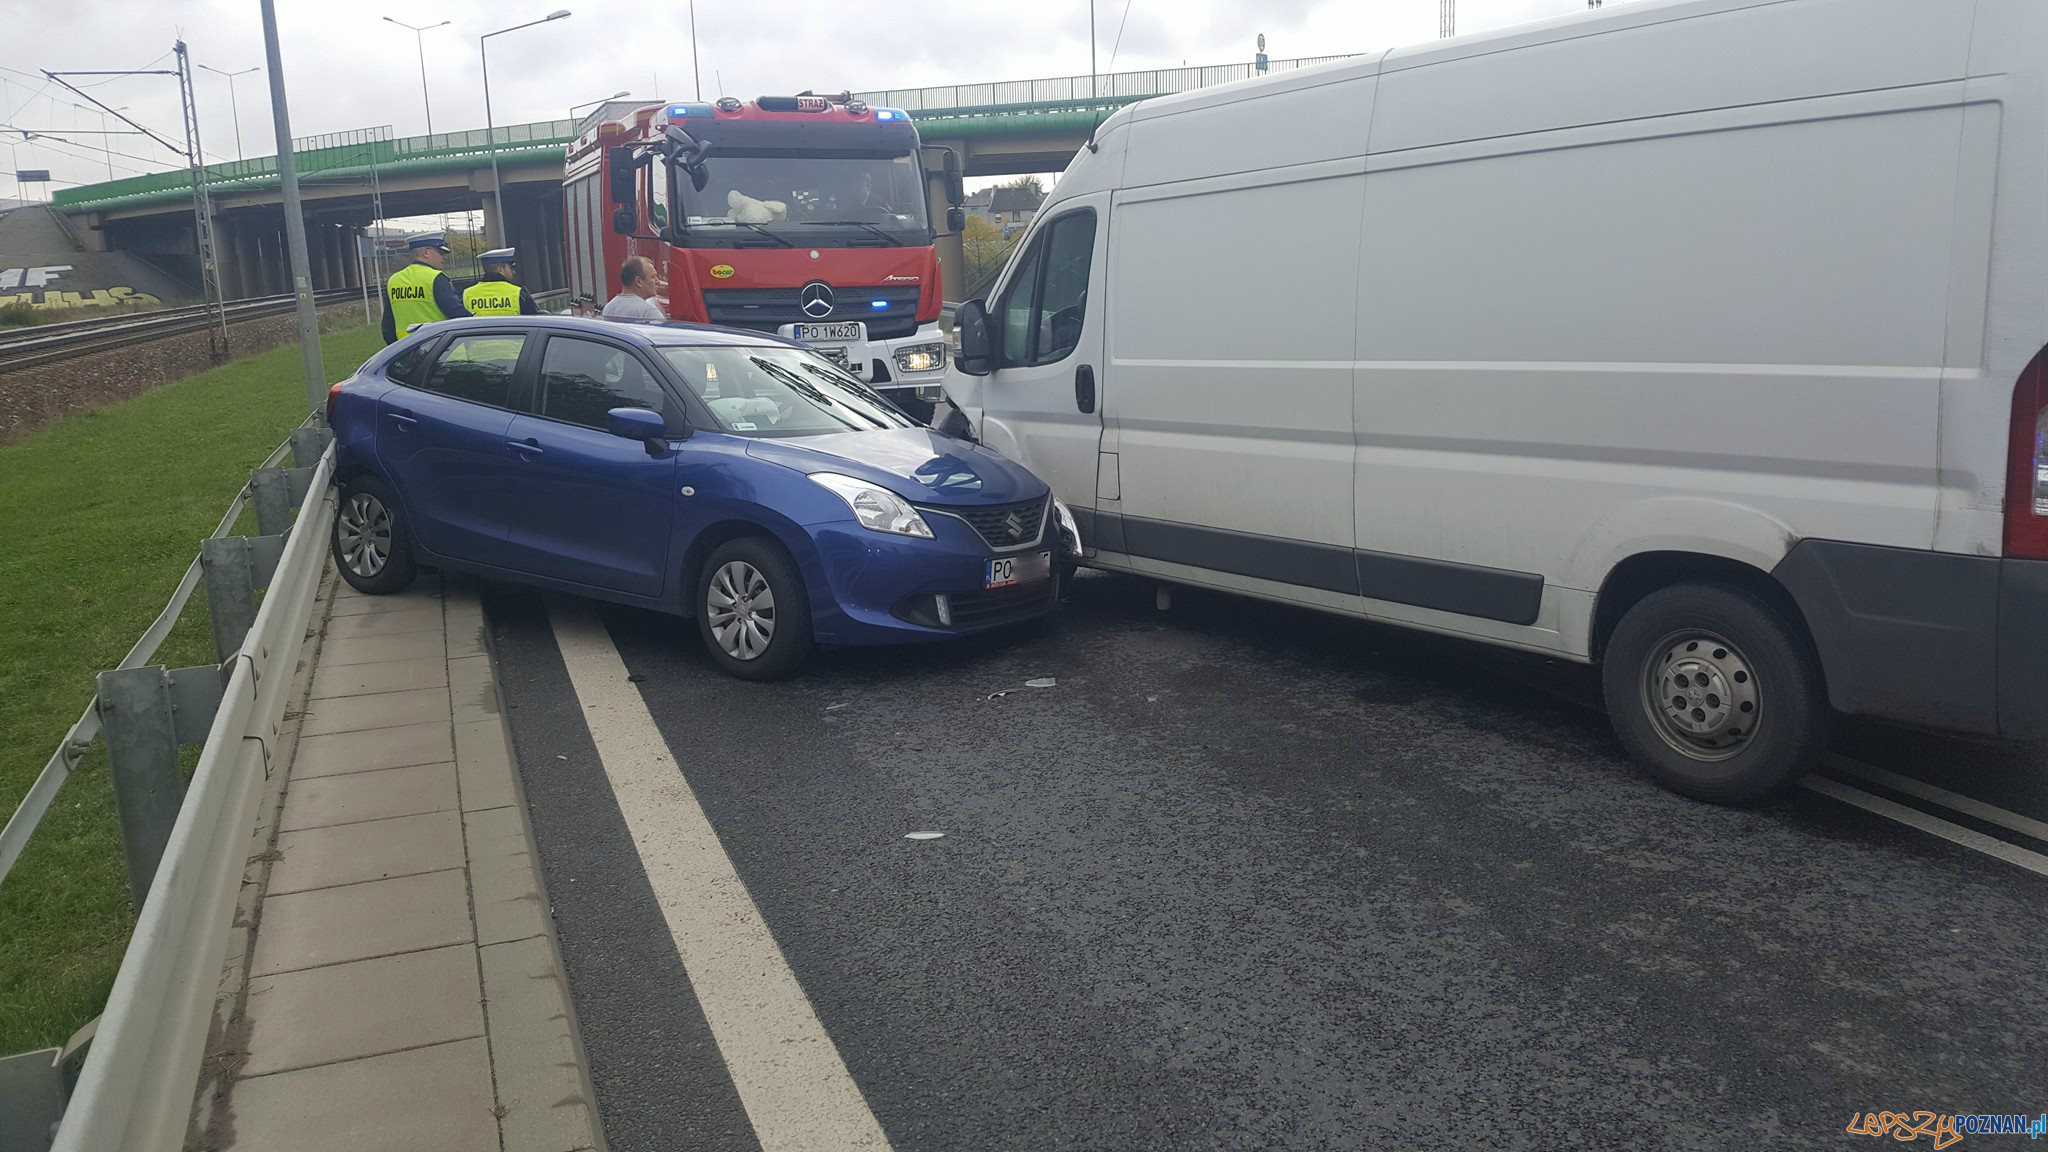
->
(0, 324, 383, 1054)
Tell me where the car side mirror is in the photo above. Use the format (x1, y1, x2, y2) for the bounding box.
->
(954, 299, 993, 376)
(606, 406, 666, 443)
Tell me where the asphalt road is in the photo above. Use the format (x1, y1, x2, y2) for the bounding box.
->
(480, 570, 2048, 1152)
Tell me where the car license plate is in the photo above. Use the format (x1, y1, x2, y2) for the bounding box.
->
(796, 322, 860, 343)
(986, 550, 1052, 590)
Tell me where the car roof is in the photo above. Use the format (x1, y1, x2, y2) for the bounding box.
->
(416, 313, 799, 350)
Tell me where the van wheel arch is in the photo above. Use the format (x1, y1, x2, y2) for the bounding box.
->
(1591, 551, 1817, 667)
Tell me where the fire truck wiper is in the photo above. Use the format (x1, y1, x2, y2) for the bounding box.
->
(727, 222, 795, 248)
(809, 220, 905, 247)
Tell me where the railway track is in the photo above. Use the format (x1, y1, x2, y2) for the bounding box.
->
(0, 290, 358, 373)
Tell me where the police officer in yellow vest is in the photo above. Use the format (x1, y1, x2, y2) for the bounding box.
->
(462, 248, 539, 318)
(380, 233, 470, 344)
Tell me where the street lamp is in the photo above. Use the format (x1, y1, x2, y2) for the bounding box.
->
(198, 64, 258, 160)
(570, 89, 630, 123)
(381, 17, 450, 138)
(481, 9, 570, 246)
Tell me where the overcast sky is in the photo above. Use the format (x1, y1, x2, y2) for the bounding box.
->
(1, 0, 1589, 198)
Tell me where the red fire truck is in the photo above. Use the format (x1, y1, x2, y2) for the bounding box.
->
(564, 93, 965, 413)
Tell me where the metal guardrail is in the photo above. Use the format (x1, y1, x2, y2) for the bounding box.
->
(854, 54, 1358, 119)
(0, 425, 336, 1150)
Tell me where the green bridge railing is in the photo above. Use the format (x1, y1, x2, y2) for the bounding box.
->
(55, 55, 1360, 214)
(853, 54, 1357, 120)
(54, 120, 579, 212)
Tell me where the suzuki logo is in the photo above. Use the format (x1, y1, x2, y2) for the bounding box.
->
(799, 281, 835, 318)
(1003, 511, 1028, 540)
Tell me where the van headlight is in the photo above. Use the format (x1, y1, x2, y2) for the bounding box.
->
(894, 342, 947, 375)
(809, 473, 934, 538)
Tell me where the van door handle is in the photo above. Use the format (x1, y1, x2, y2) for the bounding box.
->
(1075, 364, 1096, 415)
(387, 411, 416, 431)
(508, 437, 544, 458)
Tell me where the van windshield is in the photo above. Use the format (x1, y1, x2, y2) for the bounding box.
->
(658, 344, 919, 437)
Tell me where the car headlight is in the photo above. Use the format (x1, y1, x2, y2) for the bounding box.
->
(809, 473, 934, 539)
(894, 342, 947, 375)
(1052, 497, 1083, 557)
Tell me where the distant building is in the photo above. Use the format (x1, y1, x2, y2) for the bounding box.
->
(964, 184, 1045, 235)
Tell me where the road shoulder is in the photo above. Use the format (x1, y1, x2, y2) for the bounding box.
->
(187, 567, 605, 1152)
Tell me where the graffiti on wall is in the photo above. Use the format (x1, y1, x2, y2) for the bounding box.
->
(0, 266, 162, 311)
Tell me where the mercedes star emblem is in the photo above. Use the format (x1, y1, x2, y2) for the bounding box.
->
(799, 281, 835, 319)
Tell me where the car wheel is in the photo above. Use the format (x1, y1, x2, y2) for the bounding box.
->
(1601, 582, 1831, 804)
(331, 476, 418, 595)
(696, 537, 814, 680)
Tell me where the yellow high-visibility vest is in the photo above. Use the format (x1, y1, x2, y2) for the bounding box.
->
(385, 261, 449, 332)
(463, 279, 522, 316)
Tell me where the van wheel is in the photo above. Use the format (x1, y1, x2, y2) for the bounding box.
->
(1601, 582, 1830, 804)
(332, 476, 417, 595)
(696, 537, 814, 680)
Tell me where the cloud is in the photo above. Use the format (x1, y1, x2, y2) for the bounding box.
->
(1, 0, 1603, 198)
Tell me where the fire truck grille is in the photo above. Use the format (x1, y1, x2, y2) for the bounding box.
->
(703, 285, 922, 341)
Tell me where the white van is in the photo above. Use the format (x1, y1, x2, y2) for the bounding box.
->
(942, 0, 2048, 803)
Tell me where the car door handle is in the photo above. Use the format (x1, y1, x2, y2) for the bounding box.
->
(386, 411, 416, 431)
(1075, 364, 1097, 415)
(507, 437, 544, 458)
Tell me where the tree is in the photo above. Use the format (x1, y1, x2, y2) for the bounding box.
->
(1000, 175, 1046, 197)
(962, 214, 1017, 296)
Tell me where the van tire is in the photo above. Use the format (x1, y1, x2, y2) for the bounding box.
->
(1601, 582, 1830, 804)
(695, 537, 814, 680)
(332, 476, 418, 595)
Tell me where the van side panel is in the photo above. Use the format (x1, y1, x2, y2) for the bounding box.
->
(1108, 66, 1376, 564)
(1353, 7, 1976, 640)
(1371, 0, 1977, 155)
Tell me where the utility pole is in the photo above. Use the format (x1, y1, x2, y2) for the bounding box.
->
(1089, 0, 1098, 101)
(1441, 0, 1455, 38)
(174, 45, 230, 360)
(259, 0, 325, 419)
(47, 53, 230, 357)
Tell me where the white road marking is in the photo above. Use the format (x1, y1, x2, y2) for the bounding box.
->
(1799, 775, 2048, 879)
(1822, 754, 2048, 847)
(547, 598, 891, 1151)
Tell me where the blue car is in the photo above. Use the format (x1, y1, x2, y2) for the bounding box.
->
(326, 315, 1078, 677)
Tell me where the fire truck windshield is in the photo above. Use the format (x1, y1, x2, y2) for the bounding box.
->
(672, 152, 930, 247)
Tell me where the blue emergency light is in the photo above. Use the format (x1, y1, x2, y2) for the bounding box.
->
(665, 102, 714, 119)
(871, 299, 890, 310)
(874, 108, 908, 122)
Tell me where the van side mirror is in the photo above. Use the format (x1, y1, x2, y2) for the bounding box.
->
(954, 299, 993, 376)
(608, 148, 636, 205)
(946, 206, 966, 233)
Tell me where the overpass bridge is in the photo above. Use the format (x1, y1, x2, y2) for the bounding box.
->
(47, 56, 1352, 303)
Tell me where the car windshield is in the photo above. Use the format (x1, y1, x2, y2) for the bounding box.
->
(675, 153, 930, 246)
(659, 344, 921, 437)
